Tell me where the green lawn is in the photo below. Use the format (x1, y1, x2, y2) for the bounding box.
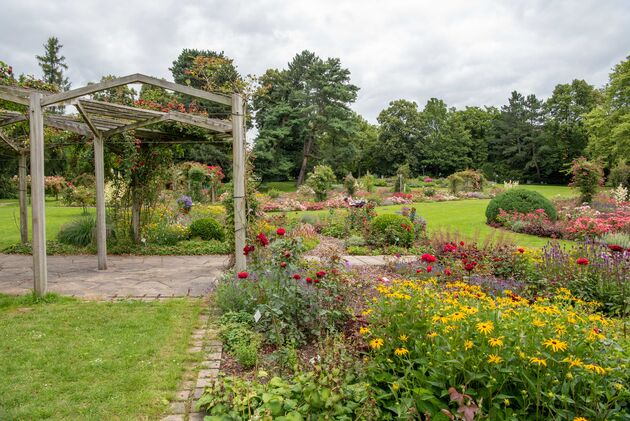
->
(286, 185, 576, 248)
(0, 198, 94, 249)
(0, 294, 202, 420)
(261, 181, 298, 192)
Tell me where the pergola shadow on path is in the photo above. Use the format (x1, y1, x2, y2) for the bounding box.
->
(0, 75, 247, 296)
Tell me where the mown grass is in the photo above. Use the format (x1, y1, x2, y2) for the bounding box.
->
(0, 293, 202, 420)
(0, 198, 94, 249)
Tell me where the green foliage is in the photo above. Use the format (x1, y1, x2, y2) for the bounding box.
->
(268, 188, 281, 199)
(219, 312, 261, 368)
(447, 169, 486, 193)
(609, 161, 630, 189)
(370, 213, 414, 247)
(586, 55, 630, 168)
(568, 157, 604, 203)
(486, 189, 557, 222)
(57, 216, 96, 247)
(189, 217, 225, 241)
(0, 175, 17, 199)
(306, 165, 336, 201)
(197, 338, 379, 420)
(62, 185, 95, 213)
(36, 36, 70, 111)
(343, 173, 358, 196)
(359, 171, 376, 193)
(145, 223, 189, 246)
(345, 235, 366, 248)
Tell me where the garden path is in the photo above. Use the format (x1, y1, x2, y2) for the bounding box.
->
(0, 254, 229, 298)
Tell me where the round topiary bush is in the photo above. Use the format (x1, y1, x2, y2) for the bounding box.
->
(370, 213, 414, 247)
(189, 217, 225, 241)
(485, 189, 557, 223)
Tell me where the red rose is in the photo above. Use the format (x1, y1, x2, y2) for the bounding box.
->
(237, 271, 248, 279)
(608, 244, 623, 252)
(306, 277, 313, 283)
(421, 253, 436, 263)
(313, 278, 320, 283)
(280, 262, 287, 268)
(284, 251, 292, 258)
(444, 268, 452, 276)
(517, 247, 525, 253)
(416, 268, 423, 273)
(464, 262, 476, 271)
(293, 274, 301, 280)
(243, 245, 255, 256)
(576, 257, 589, 265)
(459, 241, 465, 246)
(426, 265, 433, 272)
(277, 227, 286, 236)
(256, 232, 270, 246)
(316, 270, 326, 278)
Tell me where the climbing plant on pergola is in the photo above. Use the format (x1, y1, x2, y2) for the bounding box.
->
(0, 74, 247, 296)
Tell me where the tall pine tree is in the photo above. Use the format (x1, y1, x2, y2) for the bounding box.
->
(36, 36, 70, 112)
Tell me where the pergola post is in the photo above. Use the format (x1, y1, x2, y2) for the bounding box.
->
(94, 135, 107, 270)
(232, 93, 246, 272)
(29, 92, 47, 296)
(18, 150, 28, 244)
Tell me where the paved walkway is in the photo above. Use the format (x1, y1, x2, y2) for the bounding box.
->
(0, 254, 229, 298)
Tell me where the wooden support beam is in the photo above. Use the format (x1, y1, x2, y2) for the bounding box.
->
(232, 93, 247, 273)
(0, 113, 27, 127)
(0, 88, 29, 105)
(74, 102, 101, 138)
(18, 151, 28, 244)
(102, 115, 167, 137)
(29, 92, 48, 296)
(94, 134, 107, 270)
(166, 111, 232, 133)
(41, 73, 231, 107)
(0, 128, 21, 152)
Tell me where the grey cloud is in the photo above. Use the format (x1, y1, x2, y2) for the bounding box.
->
(0, 0, 628, 123)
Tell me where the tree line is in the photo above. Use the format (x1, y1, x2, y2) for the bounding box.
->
(2, 37, 628, 189)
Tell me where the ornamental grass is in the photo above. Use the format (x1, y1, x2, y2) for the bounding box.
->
(361, 279, 629, 420)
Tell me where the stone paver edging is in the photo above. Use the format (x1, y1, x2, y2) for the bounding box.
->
(162, 305, 222, 421)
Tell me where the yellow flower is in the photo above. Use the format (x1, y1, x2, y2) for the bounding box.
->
(488, 336, 504, 348)
(464, 340, 473, 350)
(573, 418, 589, 421)
(476, 321, 494, 335)
(529, 357, 547, 367)
(427, 331, 438, 339)
(449, 311, 465, 322)
(532, 318, 546, 328)
(503, 398, 510, 406)
(394, 347, 409, 357)
(359, 327, 370, 335)
(554, 324, 567, 335)
(392, 382, 400, 391)
(399, 334, 409, 342)
(562, 356, 583, 368)
(487, 354, 503, 364)
(584, 364, 606, 375)
(518, 351, 527, 360)
(369, 338, 384, 350)
(543, 338, 568, 352)
(361, 309, 373, 316)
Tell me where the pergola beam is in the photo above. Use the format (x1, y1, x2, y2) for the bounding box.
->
(0, 128, 22, 152)
(29, 92, 47, 295)
(41, 73, 231, 107)
(75, 102, 101, 138)
(102, 115, 167, 137)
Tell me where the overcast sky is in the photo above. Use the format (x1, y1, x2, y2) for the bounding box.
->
(1, 0, 628, 122)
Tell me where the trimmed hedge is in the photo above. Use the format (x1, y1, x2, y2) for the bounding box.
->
(370, 213, 414, 247)
(189, 217, 225, 241)
(486, 189, 557, 222)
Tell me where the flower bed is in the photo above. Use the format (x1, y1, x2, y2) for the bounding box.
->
(361, 279, 630, 419)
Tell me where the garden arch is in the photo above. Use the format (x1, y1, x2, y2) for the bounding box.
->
(0, 75, 247, 296)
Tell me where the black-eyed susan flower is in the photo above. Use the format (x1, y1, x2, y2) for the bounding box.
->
(359, 326, 370, 335)
(543, 338, 568, 352)
(562, 356, 583, 368)
(487, 354, 502, 364)
(529, 357, 547, 367)
(464, 340, 473, 350)
(584, 364, 606, 375)
(394, 347, 409, 356)
(369, 338, 384, 350)
(476, 321, 494, 335)
(573, 417, 589, 421)
(399, 334, 409, 342)
(488, 336, 504, 347)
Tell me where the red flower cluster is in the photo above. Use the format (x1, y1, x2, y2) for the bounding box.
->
(608, 244, 624, 252)
(237, 271, 248, 279)
(444, 268, 452, 276)
(276, 227, 286, 236)
(421, 253, 437, 263)
(576, 257, 589, 265)
(400, 223, 412, 233)
(316, 270, 326, 278)
(464, 261, 478, 271)
(256, 232, 269, 246)
(243, 245, 255, 256)
(443, 243, 458, 253)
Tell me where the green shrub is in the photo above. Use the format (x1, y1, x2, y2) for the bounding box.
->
(609, 161, 630, 189)
(57, 216, 97, 247)
(447, 169, 486, 193)
(267, 188, 281, 199)
(0, 175, 17, 199)
(568, 157, 604, 203)
(346, 245, 371, 255)
(189, 217, 224, 241)
(306, 165, 336, 201)
(486, 189, 557, 223)
(423, 187, 436, 197)
(359, 171, 376, 193)
(219, 312, 261, 368)
(145, 223, 189, 246)
(370, 213, 414, 247)
(345, 235, 367, 248)
(344, 173, 358, 196)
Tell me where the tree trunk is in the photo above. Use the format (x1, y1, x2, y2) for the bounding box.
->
(297, 136, 315, 186)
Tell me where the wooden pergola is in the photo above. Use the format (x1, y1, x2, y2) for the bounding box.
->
(0, 74, 247, 296)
